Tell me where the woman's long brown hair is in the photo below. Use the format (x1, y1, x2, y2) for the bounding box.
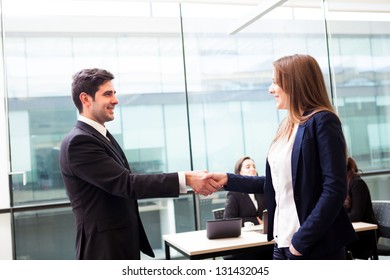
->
(347, 157, 360, 185)
(272, 54, 336, 141)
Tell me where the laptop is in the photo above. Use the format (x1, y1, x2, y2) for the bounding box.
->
(206, 218, 242, 239)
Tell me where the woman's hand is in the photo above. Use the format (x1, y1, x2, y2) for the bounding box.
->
(289, 244, 302, 256)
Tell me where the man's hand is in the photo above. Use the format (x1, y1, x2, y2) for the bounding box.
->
(207, 172, 228, 187)
(185, 171, 222, 196)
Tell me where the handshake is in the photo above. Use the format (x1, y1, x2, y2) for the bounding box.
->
(184, 171, 228, 196)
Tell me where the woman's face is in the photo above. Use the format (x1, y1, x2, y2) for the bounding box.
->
(269, 70, 289, 110)
(240, 159, 257, 176)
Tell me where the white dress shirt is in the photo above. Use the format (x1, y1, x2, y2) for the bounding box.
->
(267, 124, 300, 248)
(78, 115, 187, 193)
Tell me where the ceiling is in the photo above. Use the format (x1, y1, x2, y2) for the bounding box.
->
(126, 0, 390, 8)
(89, 0, 390, 12)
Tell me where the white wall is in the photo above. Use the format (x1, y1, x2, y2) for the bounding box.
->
(0, 214, 13, 259)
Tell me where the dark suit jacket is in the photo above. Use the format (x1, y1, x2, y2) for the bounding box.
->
(60, 121, 179, 260)
(225, 111, 357, 259)
(223, 191, 266, 226)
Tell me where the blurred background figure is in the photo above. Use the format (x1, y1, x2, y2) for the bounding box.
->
(222, 156, 271, 260)
(223, 156, 266, 225)
(344, 156, 381, 259)
(344, 157, 378, 224)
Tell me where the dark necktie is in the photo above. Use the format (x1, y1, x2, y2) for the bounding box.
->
(106, 131, 130, 170)
(106, 130, 118, 149)
(106, 130, 125, 159)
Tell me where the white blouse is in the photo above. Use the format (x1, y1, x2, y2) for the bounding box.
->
(248, 193, 257, 210)
(267, 124, 300, 248)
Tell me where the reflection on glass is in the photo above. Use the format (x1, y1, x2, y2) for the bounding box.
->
(181, 1, 329, 173)
(327, 0, 390, 170)
(14, 208, 76, 260)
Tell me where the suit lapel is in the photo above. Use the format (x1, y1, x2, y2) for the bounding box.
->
(254, 193, 263, 213)
(291, 123, 306, 189)
(244, 193, 257, 212)
(106, 130, 122, 154)
(76, 121, 128, 168)
(106, 130, 129, 168)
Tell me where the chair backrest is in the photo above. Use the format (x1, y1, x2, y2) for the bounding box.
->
(212, 208, 225, 220)
(372, 200, 390, 238)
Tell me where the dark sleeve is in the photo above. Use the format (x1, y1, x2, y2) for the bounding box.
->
(224, 173, 265, 193)
(348, 178, 371, 222)
(61, 133, 179, 199)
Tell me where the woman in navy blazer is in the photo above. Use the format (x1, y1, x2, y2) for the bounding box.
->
(211, 54, 357, 259)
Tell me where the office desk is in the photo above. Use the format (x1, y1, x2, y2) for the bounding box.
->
(163, 225, 272, 260)
(163, 222, 378, 260)
(350, 222, 379, 260)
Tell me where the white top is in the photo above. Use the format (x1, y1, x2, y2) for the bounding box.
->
(77, 115, 187, 193)
(267, 124, 300, 248)
(248, 193, 258, 210)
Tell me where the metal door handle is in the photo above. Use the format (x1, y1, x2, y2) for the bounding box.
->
(9, 171, 27, 186)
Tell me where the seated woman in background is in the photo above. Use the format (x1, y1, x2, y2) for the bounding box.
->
(222, 156, 271, 260)
(344, 157, 381, 259)
(344, 157, 377, 224)
(223, 156, 266, 225)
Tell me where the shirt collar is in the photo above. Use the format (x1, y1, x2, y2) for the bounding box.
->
(78, 115, 107, 137)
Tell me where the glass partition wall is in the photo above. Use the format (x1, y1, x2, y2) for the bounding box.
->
(181, 0, 331, 229)
(0, 0, 389, 259)
(325, 0, 390, 201)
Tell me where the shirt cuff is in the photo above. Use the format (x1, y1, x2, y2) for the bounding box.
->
(178, 171, 188, 194)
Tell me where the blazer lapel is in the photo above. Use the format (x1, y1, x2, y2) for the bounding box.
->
(76, 121, 128, 168)
(244, 193, 257, 212)
(106, 130, 130, 169)
(291, 123, 306, 188)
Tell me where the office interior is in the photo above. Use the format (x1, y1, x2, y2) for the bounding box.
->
(0, 0, 389, 260)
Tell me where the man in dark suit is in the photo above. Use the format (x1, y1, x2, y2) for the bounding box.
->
(60, 68, 220, 260)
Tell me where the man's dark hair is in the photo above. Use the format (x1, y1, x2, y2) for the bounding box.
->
(71, 68, 114, 113)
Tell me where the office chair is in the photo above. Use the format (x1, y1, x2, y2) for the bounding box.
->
(212, 208, 225, 220)
(372, 200, 390, 256)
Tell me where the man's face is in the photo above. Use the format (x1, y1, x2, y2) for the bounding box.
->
(81, 80, 118, 126)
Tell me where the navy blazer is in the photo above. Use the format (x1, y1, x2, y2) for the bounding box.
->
(225, 111, 357, 258)
(60, 121, 179, 259)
